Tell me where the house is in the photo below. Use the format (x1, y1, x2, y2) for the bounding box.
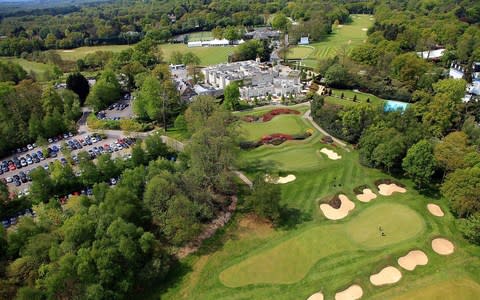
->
(449, 63, 465, 79)
(201, 60, 302, 100)
(416, 48, 445, 60)
(244, 27, 280, 40)
(298, 37, 309, 45)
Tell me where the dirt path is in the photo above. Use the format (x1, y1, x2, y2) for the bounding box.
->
(177, 196, 238, 259)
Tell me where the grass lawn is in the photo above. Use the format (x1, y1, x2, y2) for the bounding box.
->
(54, 44, 132, 60)
(289, 14, 374, 68)
(238, 115, 312, 141)
(325, 89, 387, 108)
(187, 31, 213, 42)
(0, 57, 55, 81)
(287, 46, 314, 59)
(54, 43, 233, 66)
(145, 103, 480, 300)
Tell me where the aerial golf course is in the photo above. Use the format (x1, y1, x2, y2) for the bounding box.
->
(153, 103, 480, 300)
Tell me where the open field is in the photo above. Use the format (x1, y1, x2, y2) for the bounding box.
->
(148, 104, 480, 299)
(0, 57, 55, 81)
(54, 43, 233, 66)
(289, 14, 374, 68)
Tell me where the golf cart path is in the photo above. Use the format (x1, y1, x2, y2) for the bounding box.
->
(303, 109, 350, 151)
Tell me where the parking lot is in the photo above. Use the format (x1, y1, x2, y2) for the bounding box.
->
(0, 131, 136, 194)
(96, 95, 134, 121)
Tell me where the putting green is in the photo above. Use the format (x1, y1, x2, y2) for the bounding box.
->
(239, 115, 311, 141)
(219, 203, 425, 287)
(345, 203, 425, 249)
(391, 278, 480, 300)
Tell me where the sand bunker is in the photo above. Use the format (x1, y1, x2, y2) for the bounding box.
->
(335, 284, 363, 300)
(265, 174, 296, 184)
(432, 238, 455, 255)
(307, 292, 324, 300)
(377, 183, 406, 196)
(320, 195, 355, 220)
(356, 188, 377, 203)
(362, 28, 368, 31)
(62, 50, 74, 52)
(337, 25, 344, 28)
(427, 204, 444, 217)
(398, 250, 428, 271)
(320, 148, 342, 160)
(370, 266, 402, 286)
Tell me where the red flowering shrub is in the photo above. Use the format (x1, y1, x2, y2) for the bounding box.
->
(262, 109, 300, 122)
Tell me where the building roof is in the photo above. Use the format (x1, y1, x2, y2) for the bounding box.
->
(416, 49, 445, 59)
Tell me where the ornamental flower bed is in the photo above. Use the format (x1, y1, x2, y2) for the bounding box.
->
(262, 108, 300, 122)
(241, 108, 301, 123)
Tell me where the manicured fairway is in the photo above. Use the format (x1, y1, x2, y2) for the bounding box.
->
(220, 203, 425, 287)
(54, 43, 234, 66)
(54, 44, 132, 60)
(0, 57, 55, 81)
(238, 115, 312, 141)
(148, 103, 480, 300)
(325, 89, 387, 107)
(289, 14, 374, 68)
(390, 278, 480, 300)
(287, 46, 314, 59)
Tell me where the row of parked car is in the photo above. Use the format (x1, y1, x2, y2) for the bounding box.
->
(1, 208, 36, 229)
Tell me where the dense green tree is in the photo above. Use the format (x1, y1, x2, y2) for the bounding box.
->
(86, 70, 121, 112)
(434, 132, 473, 175)
(66, 72, 90, 104)
(441, 166, 480, 217)
(245, 177, 282, 224)
(459, 213, 480, 245)
(271, 13, 289, 30)
(402, 139, 436, 187)
(223, 83, 240, 111)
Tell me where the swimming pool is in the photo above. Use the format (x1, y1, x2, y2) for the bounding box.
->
(384, 100, 409, 112)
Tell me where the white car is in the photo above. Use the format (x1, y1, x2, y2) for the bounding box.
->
(6, 177, 13, 183)
(27, 144, 33, 150)
(91, 137, 97, 143)
(110, 178, 117, 185)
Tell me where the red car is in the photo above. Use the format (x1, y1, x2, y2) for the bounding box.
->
(9, 164, 16, 171)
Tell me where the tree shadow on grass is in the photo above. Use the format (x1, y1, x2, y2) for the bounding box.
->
(133, 258, 193, 300)
(277, 206, 312, 230)
(240, 159, 281, 175)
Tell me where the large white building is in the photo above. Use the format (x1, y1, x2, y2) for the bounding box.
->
(201, 60, 302, 99)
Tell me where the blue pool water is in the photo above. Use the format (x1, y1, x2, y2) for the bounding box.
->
(384, 100, 409, 112)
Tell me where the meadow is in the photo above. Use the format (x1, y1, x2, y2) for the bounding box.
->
(150, 104, 480, 300)
(54, 43, 234, 66)
(288, 14, 374, 68)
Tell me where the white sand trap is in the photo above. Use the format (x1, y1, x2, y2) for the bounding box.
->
(337, 25, 344, 28)
(432, 238, 455, 255)
(356, 188, 377, 202)
(320, 195, 355, 220)
(62, 50, 74, 52)
(320, 148, 342, 160)
(307, 292, 324, 300)
(377, 183, 406, 196)
(370, 266, 402, 286)
(265, 174, 296, 184)
(398, 250, 428, 271)
(362, 28, 368, 31)
(427, 204, 444, 217)
(335, 284, 363, 300)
